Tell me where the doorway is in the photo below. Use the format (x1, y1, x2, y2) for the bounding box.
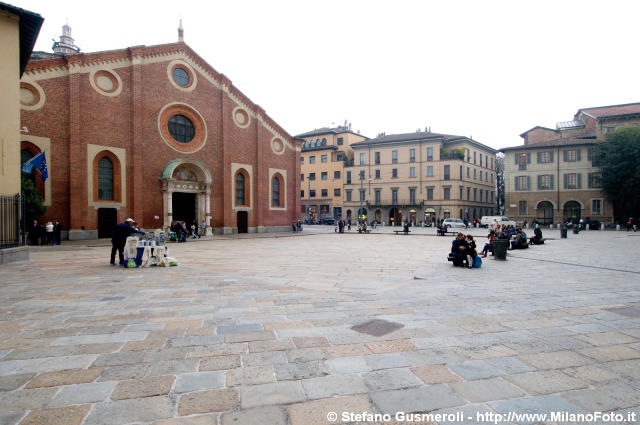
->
(98, 208, 117, 239)
(237, 211, 248, 233)
(172, 192, 196, 225)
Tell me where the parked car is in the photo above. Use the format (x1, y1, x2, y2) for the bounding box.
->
(581, 219, 601, 230)
(480, 216, 516, 228)
(442, 218, 466, 228)
(321, 217, 336, 225)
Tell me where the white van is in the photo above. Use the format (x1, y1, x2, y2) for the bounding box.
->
(480, 216, 516, 228)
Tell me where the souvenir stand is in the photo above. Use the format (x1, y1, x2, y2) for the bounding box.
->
(122, 231, 178, 268)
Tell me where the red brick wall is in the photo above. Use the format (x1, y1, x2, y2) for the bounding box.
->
(21, 43, 299, 234)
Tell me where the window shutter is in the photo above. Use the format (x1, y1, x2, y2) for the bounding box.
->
(549, 151, 554, 163)
(537, 175, 542, 189)
(527, 153, 531, 164)
(577, 173, 582, 189)
(588, 173, 592, 188)
(563, 150, 568, 162)
(515, 176, 520, 190)
(550, 174, 554, 190)
(587, 148, 592, 160)
(514, 153, 519, 165)
(576, 149, 582, 161)
(563, 174, 568, 189)
(537, 152, 541, 163)
(526, 176, 530, 190)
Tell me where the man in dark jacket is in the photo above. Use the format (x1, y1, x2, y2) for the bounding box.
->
(110, 218, 144, 266)
(450, 232, 470, 267)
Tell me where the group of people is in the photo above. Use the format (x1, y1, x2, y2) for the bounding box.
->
(28, 219, 61, 246)
(171, 220, 203, 242)
(335, 218, 352, 233)
(291, 220, 303, 232)
(450, 224, 545, 268)
(110, 218, 145, 266)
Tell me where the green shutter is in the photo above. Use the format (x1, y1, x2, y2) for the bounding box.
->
(563, 174, 568, 189)
(537, 152, 541, 163)
(588, 173, 592, 188)
(514, 153, 519, 165)
(549, 151, 554, 163)
(563, 150, 568, 162)
(550, 174, 554, 190)
(576, 149, 582, 161)
(515, 176, 520, 190)
(527, 153, 531, 164)
(526, 176, 530, 190)
(577, 173, 582, 188)
(537, 175, 542, 189)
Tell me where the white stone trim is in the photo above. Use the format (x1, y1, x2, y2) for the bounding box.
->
(231, 163, 253, 211)
(20, 135, 51, 206)
(19, 80, 45, 111)
(268, 168, 287, 211)
(23, 50, 298, 152)
(166, 59, 197, 92)
(88, 68, 123, 97)
(232, 106, 251, 129)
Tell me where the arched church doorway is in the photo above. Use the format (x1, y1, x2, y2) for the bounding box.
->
(160, 158, 213, 236)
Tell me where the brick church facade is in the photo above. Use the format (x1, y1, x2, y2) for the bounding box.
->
(19, 38, 300, 239)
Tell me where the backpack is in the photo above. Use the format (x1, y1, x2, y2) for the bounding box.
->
(472, 256, 482, 268)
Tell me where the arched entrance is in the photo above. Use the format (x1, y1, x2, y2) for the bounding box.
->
(389, 208, 402, 226)
(374, 209, 382, 223)
(409, 209, 416, 225)
(563, 201, 581, 223)
(424, 208, 436, 225)
(358, 208, 367, 224)
(537, 201, 554, 225)
(160, 159, 213, 235)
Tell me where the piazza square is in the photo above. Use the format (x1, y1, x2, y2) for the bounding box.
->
(0, 227, 639, 425)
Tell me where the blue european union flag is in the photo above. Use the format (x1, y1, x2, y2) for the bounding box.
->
(21, 152, 48, 181)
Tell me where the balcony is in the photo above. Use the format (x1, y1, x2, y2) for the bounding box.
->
(366, 200, 424, 208)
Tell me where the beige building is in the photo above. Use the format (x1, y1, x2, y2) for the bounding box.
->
(0, 2, 42, 259)
(296, 125, 367, 221)
(344, 131, 497, 226)
(502, 102, 640, 226)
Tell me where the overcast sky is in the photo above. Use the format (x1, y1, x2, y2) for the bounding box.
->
(18, 0, 640, 149)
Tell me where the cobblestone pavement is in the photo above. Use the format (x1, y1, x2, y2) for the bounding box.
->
(1, 230, 639, 425)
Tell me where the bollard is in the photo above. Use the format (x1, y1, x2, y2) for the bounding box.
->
(616, 224, 620, 231)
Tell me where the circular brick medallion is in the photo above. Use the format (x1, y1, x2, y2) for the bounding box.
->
(271, 137, 285, 155)
(89, 69, 123, 97)
(232, 107, 251, 129)
(20, 82, 45, 110)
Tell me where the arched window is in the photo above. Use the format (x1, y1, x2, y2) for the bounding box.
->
(322, 138, 327, 146)
(272, 176, 280, 207)
(98, 157, 114, 200)
(236, 172, 245, 206)
(92, 151, 121, 203)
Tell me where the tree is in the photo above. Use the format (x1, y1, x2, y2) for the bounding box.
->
(597, 126, 640, 222)
(21, 174, 47, 225)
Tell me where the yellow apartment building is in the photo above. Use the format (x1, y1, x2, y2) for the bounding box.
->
(296, 125, 367, 221)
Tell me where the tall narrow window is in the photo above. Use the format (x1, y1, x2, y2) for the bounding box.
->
(409, 148, 416, 163)
(98, 157, 114, 200)
(392, 150, 398, 164)
(444, 165, 450, 180)
(426, 147, 433, 161)
(235, 172, 245, 205)
(272, 176, 280, 207)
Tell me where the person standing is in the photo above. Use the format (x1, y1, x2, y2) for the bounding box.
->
(54, 220, 61, 245)
(110, 218, 144, 266)
(46, 221, 54, 245)
(200, 220, 207, 237)
(29, 220, 39, 246)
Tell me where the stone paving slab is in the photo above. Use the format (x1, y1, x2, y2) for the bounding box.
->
(0, 232, 639, 424)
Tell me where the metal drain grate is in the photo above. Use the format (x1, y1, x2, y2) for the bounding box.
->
(351, 319, 403, 337)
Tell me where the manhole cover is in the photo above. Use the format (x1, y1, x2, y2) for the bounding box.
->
(351, 319, 403, 337)
(605, 306, 640, 318)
